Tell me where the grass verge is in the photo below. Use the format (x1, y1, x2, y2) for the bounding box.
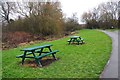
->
(2, 29, 112, 78)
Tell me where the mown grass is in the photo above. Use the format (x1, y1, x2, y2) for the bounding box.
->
(2, 29, 112, 78)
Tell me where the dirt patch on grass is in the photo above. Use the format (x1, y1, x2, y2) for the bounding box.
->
(18, 57, 59, 68)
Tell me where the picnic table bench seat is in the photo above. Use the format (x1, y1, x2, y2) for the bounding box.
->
(16, 50, 59, 59)
(67, 40, 71, 42)
(16, 52, 33, 58)
(36, 50, 59, 59)
(16, 50, 42, 58)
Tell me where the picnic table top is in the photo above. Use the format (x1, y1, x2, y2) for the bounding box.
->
(70, 36, 80, 38)
(21, 44, 52, 51)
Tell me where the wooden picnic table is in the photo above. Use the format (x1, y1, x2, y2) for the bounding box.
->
(16, 44, 59, 67)
(67, 36, 84, 45)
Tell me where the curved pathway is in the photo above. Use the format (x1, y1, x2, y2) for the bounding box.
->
(100, 30, 118, 78)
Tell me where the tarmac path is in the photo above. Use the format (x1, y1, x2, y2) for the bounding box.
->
(100, 30, 118, 79)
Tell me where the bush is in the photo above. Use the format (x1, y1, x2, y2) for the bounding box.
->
(2, 31, 33, 49)
(64, 18, 80, 32)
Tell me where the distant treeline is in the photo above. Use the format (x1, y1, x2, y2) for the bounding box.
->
(81, 1, 119, 29)
(1, 1, 80, 36)
(1, 0, 119, 36)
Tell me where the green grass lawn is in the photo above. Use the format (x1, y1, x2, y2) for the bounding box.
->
(2, 29, 112, 78)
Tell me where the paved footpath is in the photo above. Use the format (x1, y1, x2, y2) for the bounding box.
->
(100, 30, 118, 78)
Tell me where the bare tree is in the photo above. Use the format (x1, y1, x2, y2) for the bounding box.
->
(81, 1, 118, 29)
(0, 2, 16, 23)
(118, 1, 120, 29)
(81, 11, 92, 23)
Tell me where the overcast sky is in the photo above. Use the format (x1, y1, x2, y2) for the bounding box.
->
(60, 0, 110, 23)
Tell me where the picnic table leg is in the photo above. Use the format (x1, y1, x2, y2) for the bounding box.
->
(48, 47, 57, 60)
(82, 40, 84, 44)
(76, 39, 79, 45)
(80, 39, 84, 44)
(68, 42, 70, 45)
(32, 51, 43, 67)
(69, 38, 73, 44)
(48, 47, 52, 52)
(69, 39, 71, 44)
(77, 41, 79, 45)
(38, 48, 43, 56)
(22, 51, 27, 65)
(79, 37, 84, 44)
(35, 58, 42, 67)
(52, 54, 56, 60)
